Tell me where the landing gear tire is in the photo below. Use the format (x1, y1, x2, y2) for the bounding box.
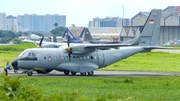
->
(64, 71, 70, 75)
(88, 71, 94, 76)
(71, 71, 76, 75)
(27, 71, 33, 76)
(80, 72, 86, 76)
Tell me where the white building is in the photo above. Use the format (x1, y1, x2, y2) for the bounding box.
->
(0, 13, 6, 30)
(5, 15, 18, 32)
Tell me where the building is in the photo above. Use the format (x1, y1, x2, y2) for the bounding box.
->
(88, 17, 129, 27)
(130, 6, 180, 45)
(0, 13, 6, 30)
(131, 6, 180, 26)
(17, 14, 66, 32)
(5, 15, 18, 32)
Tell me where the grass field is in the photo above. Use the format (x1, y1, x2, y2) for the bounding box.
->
(102, 52, 180, 72)
(0, 43, 35, 68)
(1, 75, 180, 101)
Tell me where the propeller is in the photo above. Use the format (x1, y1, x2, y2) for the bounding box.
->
(65, 35, 72, 62)
(37, 36, 44, 48)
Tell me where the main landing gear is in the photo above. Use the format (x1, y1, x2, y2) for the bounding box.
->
(63, 71, 94, 76)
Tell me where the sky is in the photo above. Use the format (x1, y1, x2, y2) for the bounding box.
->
(1, 0, 180, 27)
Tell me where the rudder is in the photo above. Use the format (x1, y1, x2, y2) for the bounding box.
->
(138, 9, 162, 46)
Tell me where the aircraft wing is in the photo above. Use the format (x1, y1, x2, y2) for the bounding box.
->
(42, 43, 65, 48)
(67, 43, 130, 54)
(84, 44, 130, 48)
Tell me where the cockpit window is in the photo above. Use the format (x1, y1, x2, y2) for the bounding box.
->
(32, 52, 36, 57)
(18, 51, 36, 58)
(18, 51, 30, 57)
(28, 53, 32, 57)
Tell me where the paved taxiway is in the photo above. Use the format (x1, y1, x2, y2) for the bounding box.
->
(1, 68, 180, 77)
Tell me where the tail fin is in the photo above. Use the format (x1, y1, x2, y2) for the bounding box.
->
(22, 33, 33, 42)
(80, 27, 93, 41)
(26, 33, 32, 40)
(62, 28, 76, 40)
(138, 9, 162, 46)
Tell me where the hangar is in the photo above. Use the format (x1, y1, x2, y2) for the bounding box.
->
(131, 6, 180, 45)
(64, 6, 180, 45)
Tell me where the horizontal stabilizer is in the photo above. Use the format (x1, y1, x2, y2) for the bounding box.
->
(142, 46, 173, 49)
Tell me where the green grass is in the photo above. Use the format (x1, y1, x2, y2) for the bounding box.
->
(0, 43, 36, 68)
(101, 52, 180, 72)
(1, 76, 180, 101)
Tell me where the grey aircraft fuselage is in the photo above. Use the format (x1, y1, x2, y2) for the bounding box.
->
(14, 46, 145, 73)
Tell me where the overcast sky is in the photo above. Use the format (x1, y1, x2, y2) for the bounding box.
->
(1, 0, 180, 27)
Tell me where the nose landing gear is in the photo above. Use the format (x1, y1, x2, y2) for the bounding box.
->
(27, 71, 33, 76)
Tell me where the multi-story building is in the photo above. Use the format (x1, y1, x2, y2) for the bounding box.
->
(17, 14, 66, 32)
(0, 13, 6, 30)
(88, 17, 130, 27)
(5, 15, 18, 32)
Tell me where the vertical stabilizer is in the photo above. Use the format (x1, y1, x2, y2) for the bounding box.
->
(80, 27, 93, 41)
(138, 9, 162, 46)
(26, 33, 32, 40)
(62, 28, 76, 40)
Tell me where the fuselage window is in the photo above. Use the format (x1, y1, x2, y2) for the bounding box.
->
(73, 56, 75, 58)
(44, 57, 46, 59)
(90, 56, 93, 59)
(87, 56, 90, 59)
(77, 56, 79, 58)
(84, 56, 86, 59)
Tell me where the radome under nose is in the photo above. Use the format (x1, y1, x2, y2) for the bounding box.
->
(11, 60, 18, 68)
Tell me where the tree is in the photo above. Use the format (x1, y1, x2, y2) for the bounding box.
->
(51, 26, 66, 36)
(54, 23, 58, 29)
(0, 31, 19, 43)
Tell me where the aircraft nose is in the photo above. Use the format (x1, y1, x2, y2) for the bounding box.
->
(11, 60, 18, 68)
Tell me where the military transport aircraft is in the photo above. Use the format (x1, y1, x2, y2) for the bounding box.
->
(11, 9, 163, 76)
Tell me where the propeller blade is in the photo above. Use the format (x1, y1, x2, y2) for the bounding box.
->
(68, 52, 71, 62)
(66, 35, 71, 62)
(67, 36, 70, 47)
(39, 36, 44, 47)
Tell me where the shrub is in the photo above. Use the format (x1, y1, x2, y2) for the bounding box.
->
(0, 73, 42, 101)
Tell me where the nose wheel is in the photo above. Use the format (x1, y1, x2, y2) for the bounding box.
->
(27, 71, 33, 76)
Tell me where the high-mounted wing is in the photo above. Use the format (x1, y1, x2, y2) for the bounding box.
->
(64, 43, 130, 54)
